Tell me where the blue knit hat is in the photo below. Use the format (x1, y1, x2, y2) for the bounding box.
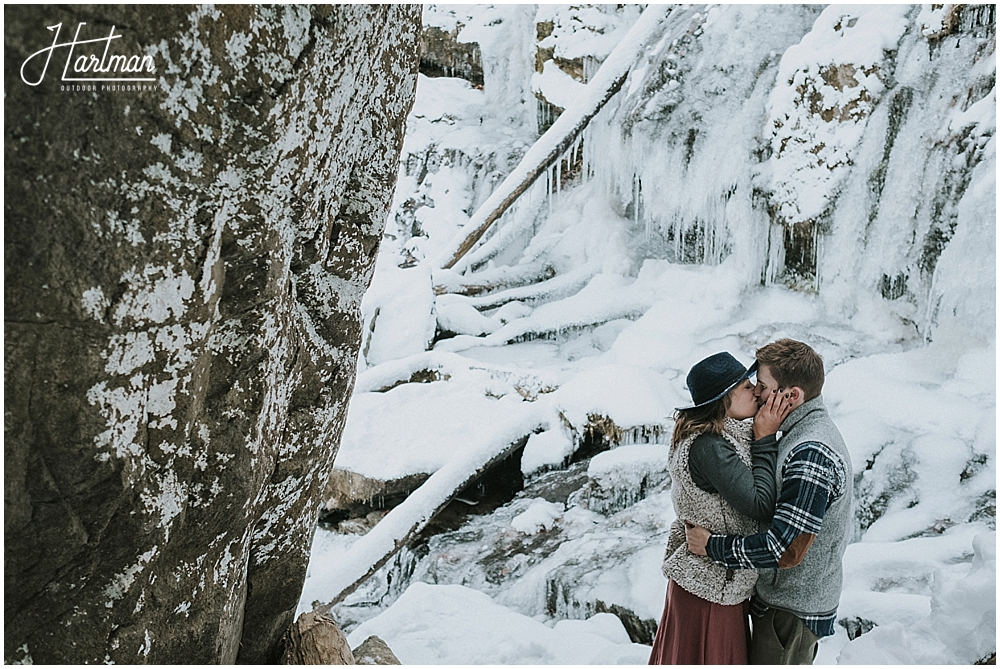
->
(676, 352, 758, 411)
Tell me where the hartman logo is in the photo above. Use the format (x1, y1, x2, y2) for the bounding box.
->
(20, 22, 156, 86)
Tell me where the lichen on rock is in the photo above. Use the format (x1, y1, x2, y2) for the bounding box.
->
(5, 4, 421, 664)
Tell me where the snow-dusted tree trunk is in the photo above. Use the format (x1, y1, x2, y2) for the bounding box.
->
(4, 5, 419, 664)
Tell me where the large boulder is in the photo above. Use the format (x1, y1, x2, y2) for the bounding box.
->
(4, 5, 420, 664)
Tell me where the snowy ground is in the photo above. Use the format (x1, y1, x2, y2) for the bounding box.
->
(302, 302, 996, 664)
(299, 5, 995, 665)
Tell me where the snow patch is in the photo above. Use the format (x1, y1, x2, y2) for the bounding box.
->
(104, 548, 157, 606)
(82, 287, 110, 322)
(347, 582, 650, 664)
(522, 428, 575, 476)
(511, 499, 564, 534)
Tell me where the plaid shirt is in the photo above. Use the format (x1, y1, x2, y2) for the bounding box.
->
(706, 440, 847, 637)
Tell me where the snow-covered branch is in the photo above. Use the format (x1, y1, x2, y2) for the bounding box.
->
(432, 4, 688, 272)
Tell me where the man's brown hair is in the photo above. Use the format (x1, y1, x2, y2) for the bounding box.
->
(755, 338, 825, 401)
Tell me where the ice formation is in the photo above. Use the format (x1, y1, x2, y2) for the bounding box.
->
(303, 5, 995, 664)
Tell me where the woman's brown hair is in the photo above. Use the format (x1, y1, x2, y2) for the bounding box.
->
(671, 393, 732, 450)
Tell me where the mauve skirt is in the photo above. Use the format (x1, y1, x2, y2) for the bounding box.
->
(648, 580, 751, 665)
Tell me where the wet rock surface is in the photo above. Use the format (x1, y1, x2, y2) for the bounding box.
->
(420, 25, 484, 86)
(331, 451, 670, 647)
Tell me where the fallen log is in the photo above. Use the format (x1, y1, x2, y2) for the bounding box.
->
(452, 261, 602, 312)
(310, 407, 548, 610)
(433, 4, 693, 272)
(433, 262, 555, 297)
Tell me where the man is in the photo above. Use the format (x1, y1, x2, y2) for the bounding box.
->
(685, 339, 853, 664)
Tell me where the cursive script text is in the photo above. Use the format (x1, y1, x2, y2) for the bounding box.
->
(21, 22, 155, 86)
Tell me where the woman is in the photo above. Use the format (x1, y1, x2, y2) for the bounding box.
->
(648, 351, 791, 665)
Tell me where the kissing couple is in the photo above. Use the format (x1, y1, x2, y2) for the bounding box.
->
(648, 339, 853, 665)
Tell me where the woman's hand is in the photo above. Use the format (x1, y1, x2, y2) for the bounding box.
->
(753, 388, 793, 440)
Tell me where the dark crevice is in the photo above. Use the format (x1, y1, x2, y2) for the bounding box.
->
(415, 441, 527, 545)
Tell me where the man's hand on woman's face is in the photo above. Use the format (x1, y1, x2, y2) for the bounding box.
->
(752, 388, 794, 440)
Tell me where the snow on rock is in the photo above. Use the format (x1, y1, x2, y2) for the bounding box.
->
(522, 428, 576, 476)
(837, 531, 996, 664)
(347, 582, 650, 664)
(825, 341, 995, 540)
(573, 444, 672, 515)
(926, 531, 997, 662)
(765, 5, 912, 225)
(350, 350, 477, 395)
(511, 499, 565, 534)
(587, 444, 671, 485)
(532, 60, 587, 110)
(360, 255, 436, 368)
(495, 300, 534, 324)
(551, 363, 674, 438)
(916, 4, 959, 40)
(436, 295, 500, 336)
(535, 4, 641, 66)
(337, 363, 541, 480)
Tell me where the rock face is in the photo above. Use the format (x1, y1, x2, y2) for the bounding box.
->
(4, 5, 420, 664)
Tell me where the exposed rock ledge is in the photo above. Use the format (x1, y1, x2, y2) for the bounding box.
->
(323, 469, 431, 528)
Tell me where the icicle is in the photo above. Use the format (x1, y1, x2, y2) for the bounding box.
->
(636, 176, 642, 232)
(575, 134, 583, 179)
(633, 172, 640, 225)
(546, 165, 553, 217)
(645, 186, 653, 245)
(556, 155, 562, 197)
(813, 223, 822, 291)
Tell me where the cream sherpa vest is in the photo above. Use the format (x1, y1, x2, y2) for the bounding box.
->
(662, 417, 759, 606)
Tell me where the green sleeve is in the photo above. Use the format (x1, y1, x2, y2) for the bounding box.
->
(688, 432, 779, 522)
